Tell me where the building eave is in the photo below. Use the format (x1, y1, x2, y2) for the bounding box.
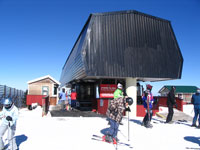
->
(27, 75, 60, 85)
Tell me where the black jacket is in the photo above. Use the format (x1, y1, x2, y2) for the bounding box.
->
(167, 90, 176, 106)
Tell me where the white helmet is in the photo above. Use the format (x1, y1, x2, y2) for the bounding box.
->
(3, 98, 13, 110)
(197, 88, 200, 94)
(117, 83, 123, 89)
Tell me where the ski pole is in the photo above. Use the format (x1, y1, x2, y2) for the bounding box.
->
(8, 122, 11, 150)
(8, 122, 10, 150)
(147, 94, 151, 125)
(191, 107, 194, 114)
(116, 134, 118, 150)
(8, 122, 14, 150)
(8, 122, 10, 148)
(128, 110, 130, 141)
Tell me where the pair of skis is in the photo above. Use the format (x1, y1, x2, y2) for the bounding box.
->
(91, 134, 133, 149)
(153, 119, 188, 124)
(91, 134, 118, 150)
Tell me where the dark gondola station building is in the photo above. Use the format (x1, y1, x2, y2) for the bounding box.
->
(59, 10, 183, 117)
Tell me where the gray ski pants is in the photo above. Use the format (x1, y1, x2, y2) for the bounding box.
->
(0, 123, 17, 150)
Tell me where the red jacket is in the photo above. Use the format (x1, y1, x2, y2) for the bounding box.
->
(71, 92, 77, 100)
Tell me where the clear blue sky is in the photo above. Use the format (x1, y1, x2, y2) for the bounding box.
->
(0, 0, 199, 95)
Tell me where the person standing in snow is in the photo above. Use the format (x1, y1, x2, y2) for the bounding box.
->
(0, 98, 19, 150)
(104, 97, 130, 144)
(166, 86, 177, 123)
(70, 89, 77, 109)
(112, 83, 127, 125)
(59, 88, 67, 111)
(191, 88, 200, 127)
(142, 84, 154, 128)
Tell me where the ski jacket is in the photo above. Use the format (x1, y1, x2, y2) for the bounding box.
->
(106, 97, 125, 123)
(114, 89, 123, 99)
(71, 92, 77, 100)
(0, 104, 19, 126)
(142, 92, 154, 109)
(59, 92, 67, 101)
(167, 90, 176, 106)
(192, 94, 200, 109)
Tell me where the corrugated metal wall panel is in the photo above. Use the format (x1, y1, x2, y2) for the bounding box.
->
(0, 85, 4, 97)
(11, 88, 14, 97)
(59, 22, 89, 87)
(0, 85, 25, 107)
(5, 86, 10, 97)
(84, 11, 183, 79)
(60, 10, 183, 85)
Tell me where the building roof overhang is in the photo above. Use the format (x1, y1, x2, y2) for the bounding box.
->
(27, 75, 60, 85)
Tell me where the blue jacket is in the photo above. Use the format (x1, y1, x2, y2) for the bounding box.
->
(59, 92, 67, 101)
(192, 94, 200, 109)
(0, 104, 19, 126)
(142, 92, 154, 109)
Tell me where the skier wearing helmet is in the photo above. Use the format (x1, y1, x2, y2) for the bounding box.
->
(105, 97, 131, 144)
(142, 84, 154, 128)
(114, 83, 124, 99)
(0, 98, 19, 150)
(113, 83, 127, 125)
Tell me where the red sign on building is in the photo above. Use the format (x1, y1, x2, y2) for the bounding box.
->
(99, 84, 117, 98)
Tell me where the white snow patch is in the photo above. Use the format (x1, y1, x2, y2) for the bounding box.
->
(183, 104, 194, 117)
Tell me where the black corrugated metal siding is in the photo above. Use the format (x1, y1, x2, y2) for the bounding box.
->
(59, 21, 90, 85)
(60, 10, 183, 86)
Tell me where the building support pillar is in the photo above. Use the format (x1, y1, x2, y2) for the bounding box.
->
(126, 78, 137, 118)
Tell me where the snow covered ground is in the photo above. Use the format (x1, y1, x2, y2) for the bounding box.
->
(2, 106, 200, 150)
(183, 104, 194, 117)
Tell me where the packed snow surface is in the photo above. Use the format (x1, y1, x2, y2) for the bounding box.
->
(2, 106, 199, 150)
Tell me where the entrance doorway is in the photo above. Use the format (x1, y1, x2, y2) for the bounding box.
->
(76, 82, 95, 111)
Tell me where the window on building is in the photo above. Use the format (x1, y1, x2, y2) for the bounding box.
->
(53, 84, 58, 95)
(42, 86, 49, 95)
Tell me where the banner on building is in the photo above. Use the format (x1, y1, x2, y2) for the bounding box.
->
(99, 84, 117, 98)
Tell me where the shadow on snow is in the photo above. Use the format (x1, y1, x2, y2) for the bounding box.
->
(129, 119, 142, 126)
(4, 134, 28, 150)
(184, 136, 200, 148)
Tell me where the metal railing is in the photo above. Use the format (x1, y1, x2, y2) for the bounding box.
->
(0, 84, 25, 108)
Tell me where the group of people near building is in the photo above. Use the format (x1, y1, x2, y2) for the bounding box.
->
(163, 86, 200, 129)
(52, 82, 200, 145)
(142, 85, 180, 128)
(58, 88, 77, 111)
(104, 83, 200, 144)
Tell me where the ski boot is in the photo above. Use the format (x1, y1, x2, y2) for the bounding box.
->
(168, 121, 174, 124)
(112, 138, 117, 144)
(196, 125, 200, 129)
(104, 135, 113, 143)
(191, 124, 197, 127)
(145, 122, 153, 128)
(115, 137, 119, 142)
